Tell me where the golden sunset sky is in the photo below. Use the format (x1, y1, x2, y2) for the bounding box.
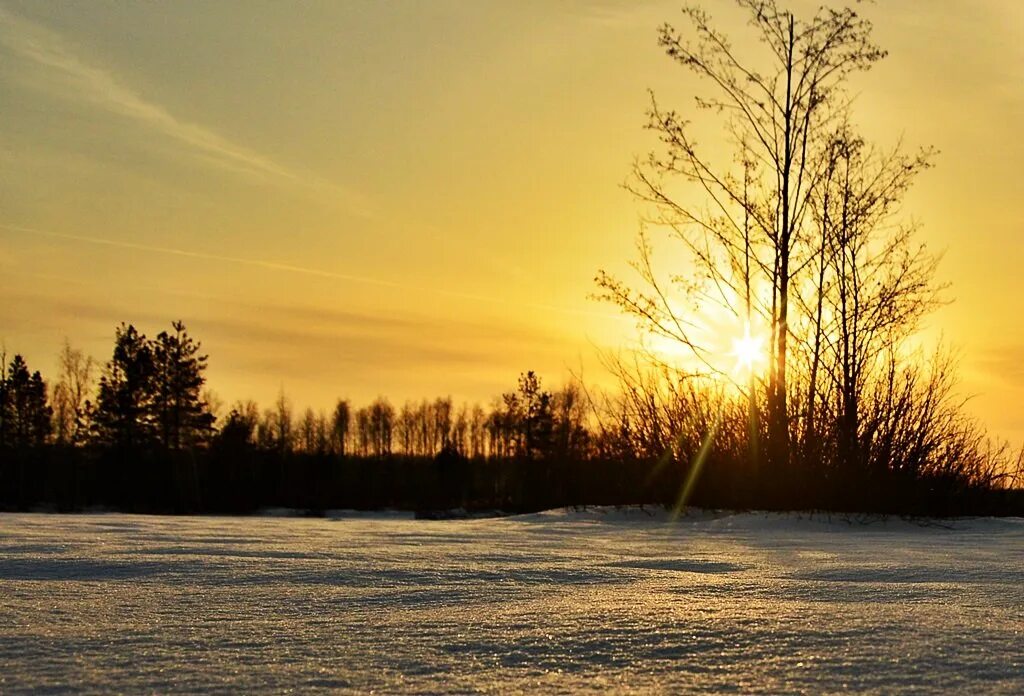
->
(1, 1, 1021, 441)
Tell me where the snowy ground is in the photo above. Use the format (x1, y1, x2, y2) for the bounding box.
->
(0, 509, 1021, 694)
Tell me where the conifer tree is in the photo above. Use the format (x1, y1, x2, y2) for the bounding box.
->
(516, 371, 554, 459)
(1, 354, 52, 448)
(93, 324, 156, 449)
(151, 321, 215, 450)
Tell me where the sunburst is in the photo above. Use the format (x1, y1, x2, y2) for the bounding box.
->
(729, 322, 766, 376)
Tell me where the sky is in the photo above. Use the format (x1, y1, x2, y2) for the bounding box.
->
(0, 0, 1022, 441)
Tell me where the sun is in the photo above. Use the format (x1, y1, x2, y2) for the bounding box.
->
(729, 323, 766, 376)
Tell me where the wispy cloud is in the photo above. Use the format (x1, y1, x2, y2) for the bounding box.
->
(1, 222, 405, 290)
(0, 4, 370, 216)
(973, 345, 1024, 390)
(0, 223, 624, 322)
(0, 290, 494, 370)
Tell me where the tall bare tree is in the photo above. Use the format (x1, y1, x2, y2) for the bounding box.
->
(332, 399, 350, 456)
(597, 0, 888, 466)
(804, 131, 941, 469)
(51, 340, 95, 445)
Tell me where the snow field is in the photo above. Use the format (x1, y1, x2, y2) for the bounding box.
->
(0, 508, 1021, 693)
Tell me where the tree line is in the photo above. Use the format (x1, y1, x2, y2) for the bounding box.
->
(0, 322, 613, 515)
(219, 370, 588, 461)
(0, 323, 589, 462)
(0, 317, 1020, 517)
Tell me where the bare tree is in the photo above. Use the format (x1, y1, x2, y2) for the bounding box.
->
(51, 339, 95, 445)
(432, 397, 453, 453)
(272, 389, 293, 453)
(298, 407, 317, 453)
(452, 403, 469, 456)
(332, 399, 350, 456)
(396, 401, 416, 455)
(804, 131, 941, 469)
(468, 404, 486, 458)
(369, 398, 395, 457)
(597, 0, 887, 467)
(355, 407, 370, 456)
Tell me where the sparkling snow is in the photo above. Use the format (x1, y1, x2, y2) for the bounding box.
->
(1, 509, 1021, 693)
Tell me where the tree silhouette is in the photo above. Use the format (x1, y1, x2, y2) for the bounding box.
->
(298, 407, 317, 453)
(468, 404, 486, 458)
(262, 389, 294, 453)
(151, 321, 215, 450)
(553, 383, 590, 460)
(491, 372, 557, 460)
(0, 354, 52, 448)
(800, 130, 940, 470)
(332, 399, 350, 456)
(0, 350, 8, 449)
(597, 1, 904, 468)
(92, 324, 156, 450)
(518, 372, 554, 459)
(216, 402, 259, 450)
(51, 340, 95, 445)
(367, 398, 395, 457)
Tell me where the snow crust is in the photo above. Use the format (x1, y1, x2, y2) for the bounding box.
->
(0, 508, 1021, 693)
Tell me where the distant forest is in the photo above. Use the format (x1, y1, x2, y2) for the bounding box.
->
(0, 320, 1020, 517)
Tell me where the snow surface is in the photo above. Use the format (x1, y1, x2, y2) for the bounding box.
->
(0, 508, 1021, 694)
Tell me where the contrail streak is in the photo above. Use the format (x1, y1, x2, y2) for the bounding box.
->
(0, 223, 622, 321)
(0, 4, 370, 216)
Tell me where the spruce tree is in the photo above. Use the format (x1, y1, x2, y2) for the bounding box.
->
(151, 321, 214, 450)
(1, 355, 52, 448)
(93, 324, 156, 449)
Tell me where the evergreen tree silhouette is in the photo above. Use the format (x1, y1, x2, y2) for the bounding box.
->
(1, 354, 52, 448)
(92, 324, 156, 450)
(151, 321, 215, 450)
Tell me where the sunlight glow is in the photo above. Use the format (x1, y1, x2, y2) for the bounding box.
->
(729, 323, 766, 376)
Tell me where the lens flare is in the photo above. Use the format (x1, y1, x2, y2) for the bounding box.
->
(730, 323, 766, 375)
